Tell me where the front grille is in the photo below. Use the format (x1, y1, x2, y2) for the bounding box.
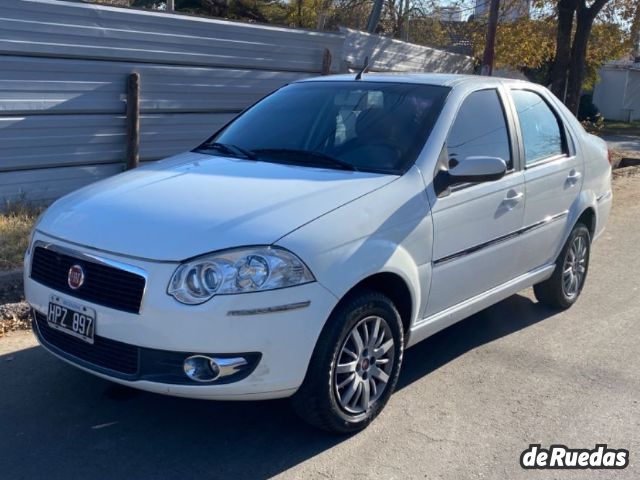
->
(34, 312, 139, 376)
(30, 246, 146, 314)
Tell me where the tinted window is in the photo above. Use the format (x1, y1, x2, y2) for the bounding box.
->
(446, 89, 512, 169)
(512, 90, 564, 165)
(200, 81, 450, 174)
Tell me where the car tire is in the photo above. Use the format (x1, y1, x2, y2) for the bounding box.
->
(292, 289, 404, 434)
(533, 223, 591, 309)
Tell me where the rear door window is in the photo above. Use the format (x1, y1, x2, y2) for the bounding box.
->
(511, 90, 565, 165)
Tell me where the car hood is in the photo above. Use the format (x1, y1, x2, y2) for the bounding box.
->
(37, 153, 396, 261)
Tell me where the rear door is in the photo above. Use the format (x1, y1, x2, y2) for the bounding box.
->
(507, 88, 583, 273)
(426, 87, 525, 317)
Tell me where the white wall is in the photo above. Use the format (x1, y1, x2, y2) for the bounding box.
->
(593, 65, 640, 122)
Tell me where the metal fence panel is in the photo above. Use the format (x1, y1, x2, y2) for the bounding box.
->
(340, 28, 473, 73)
(0, 113, 234, 172)
(0, 0, 473, 206)
(1, 56, 309, 115)
(0, 0, 345, 72)
(1, 164, 124, 205)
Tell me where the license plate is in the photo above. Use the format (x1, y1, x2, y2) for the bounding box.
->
(47, 295, 96, 344)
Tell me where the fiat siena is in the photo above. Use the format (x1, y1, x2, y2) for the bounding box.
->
(25, 74, 612, 433)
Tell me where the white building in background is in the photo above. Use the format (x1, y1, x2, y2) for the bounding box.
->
(438, 7, 463, 22)
(475, 0, 531, 21)
(593, 61, 640, 121)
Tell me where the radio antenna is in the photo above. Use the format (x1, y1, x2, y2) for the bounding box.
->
(355, 56, 369, 80)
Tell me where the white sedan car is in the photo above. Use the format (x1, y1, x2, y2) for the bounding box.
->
(25, 74, 612, 433)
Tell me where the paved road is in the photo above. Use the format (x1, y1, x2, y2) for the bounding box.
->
(1, 174, 639, 480)
(604, 134, 640, 152)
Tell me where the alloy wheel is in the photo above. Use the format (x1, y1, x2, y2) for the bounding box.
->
(333, 315, 395, 415)
(562, 234, 588, 298)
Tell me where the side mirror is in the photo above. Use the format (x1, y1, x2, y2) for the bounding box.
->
(448, 156, 507, 183)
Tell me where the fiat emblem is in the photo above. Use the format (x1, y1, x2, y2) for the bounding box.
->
(67, 264, 85, 290)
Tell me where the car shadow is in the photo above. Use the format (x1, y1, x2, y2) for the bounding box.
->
(398, 292, 553, 390)
(0, 292, 556, 480)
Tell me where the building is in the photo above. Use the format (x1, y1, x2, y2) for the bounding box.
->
(593, 61, 640, 121)
(475, 0, 531, 21)
(437, 7, 463, 22)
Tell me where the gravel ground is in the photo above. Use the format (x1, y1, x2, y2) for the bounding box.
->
(0, 302, 30, 337)
(610, 149, 640, 169)
(0, 271, 26, 338)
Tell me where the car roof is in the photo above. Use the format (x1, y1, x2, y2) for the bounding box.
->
(297, 72, 527, 88)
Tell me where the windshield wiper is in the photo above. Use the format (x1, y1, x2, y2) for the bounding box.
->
(196, 142, 257, 160)
(252, 148, 359, 172)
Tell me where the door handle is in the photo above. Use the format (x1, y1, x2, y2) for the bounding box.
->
(566, 170, 582, 185)
(502, 190, 524, 209)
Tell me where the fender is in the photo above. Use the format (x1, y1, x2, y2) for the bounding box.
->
(553, 189, 598, 261)
(277, 166, 433, 331)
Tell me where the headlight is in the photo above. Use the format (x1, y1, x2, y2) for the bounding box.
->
(168, 247, 315, 305)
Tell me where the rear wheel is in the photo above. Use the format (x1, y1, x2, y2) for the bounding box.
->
(534, 223, 591, 309)
(292, 290, 403, 433)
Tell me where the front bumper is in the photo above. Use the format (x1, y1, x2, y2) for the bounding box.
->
(25, 232, 339, 400)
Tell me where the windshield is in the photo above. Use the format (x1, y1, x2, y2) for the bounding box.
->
(196, 81, 450, 174)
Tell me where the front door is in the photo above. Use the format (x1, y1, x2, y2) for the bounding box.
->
(425, 87, 525, 317)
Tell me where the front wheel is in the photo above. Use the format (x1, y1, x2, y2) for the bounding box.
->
(534, 223, 591, 309)
(292, 290, 404, 433)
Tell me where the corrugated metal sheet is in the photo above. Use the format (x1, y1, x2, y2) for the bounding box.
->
(593, 67, 634, 121)
(1, 164, 124, 204)
(0, 113, 235, 172)
(340, 28, 474, 73)
(1, 56, 308, 115)
(0, 0, 473, 206)
(0, 0, 345, 72)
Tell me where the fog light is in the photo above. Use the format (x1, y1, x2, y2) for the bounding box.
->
(183, 355, 220, 383)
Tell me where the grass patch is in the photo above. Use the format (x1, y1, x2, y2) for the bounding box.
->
(599, 120, 640, 137)
(0, 203, 42, 271)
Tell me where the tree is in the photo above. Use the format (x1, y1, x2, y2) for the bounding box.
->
(366, 0, 384, 32)
(471, 18, 558, 73)
(548, 0, 577, 101)
(464, 0, 629, 109)
(566, 0, 610, 114)
(630, 0, 640, 60)
(480, 0, 500, 75)
(548, 0, 637, 114)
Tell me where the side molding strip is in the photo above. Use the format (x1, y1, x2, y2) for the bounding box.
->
(227, 301, 311, 316)
(407, 263, 555, 347)
(433, 210, 569, 266)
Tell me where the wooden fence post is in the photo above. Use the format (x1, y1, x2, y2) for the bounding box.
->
(125, 72, 140, 170)
(321, 48, 332, 75)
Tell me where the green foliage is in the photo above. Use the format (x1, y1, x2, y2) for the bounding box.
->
(583, 21, 631, 90)
(580, 114, 605, 133)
